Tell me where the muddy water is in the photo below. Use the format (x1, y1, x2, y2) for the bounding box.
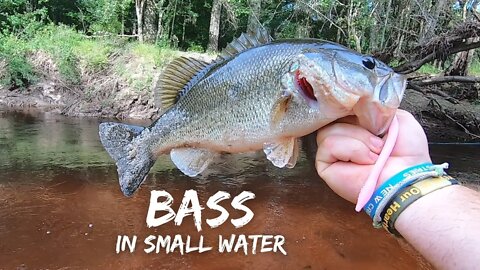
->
(0, 111, 478, 269)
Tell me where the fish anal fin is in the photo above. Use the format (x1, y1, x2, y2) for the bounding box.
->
(216, 28, 273, 62)
(263, 138, 300, 168)
(153, 56, 211, 111)
(170, 148, 219, 177)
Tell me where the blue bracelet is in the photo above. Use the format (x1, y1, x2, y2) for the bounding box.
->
(364, 162, 434, 218)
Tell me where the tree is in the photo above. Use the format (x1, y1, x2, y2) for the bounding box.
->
(247, 0, 261, 33)
(143, 0, 158, 43)
(135, 0, 146, 42)
(445, 4, 479, 76)
(207, 0, 222, 52)
(419, 0, 449, 44)
(155, 0, 167, 42)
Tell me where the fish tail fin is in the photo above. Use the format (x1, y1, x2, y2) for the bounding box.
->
(99, 122, 156, 197)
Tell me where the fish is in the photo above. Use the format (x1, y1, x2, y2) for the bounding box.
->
(98, 29, 406, 197)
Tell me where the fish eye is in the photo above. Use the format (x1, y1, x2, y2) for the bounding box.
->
(362, 57, 376, 70)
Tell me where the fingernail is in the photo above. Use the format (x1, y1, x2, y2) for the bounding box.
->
(370, 136, 384, 149)
(369, 151, 379, 161)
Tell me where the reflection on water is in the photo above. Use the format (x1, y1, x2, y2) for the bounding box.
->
(0, 111, 478, 269)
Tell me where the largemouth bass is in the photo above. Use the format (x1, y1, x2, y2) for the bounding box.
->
(99, 29, 406, 196)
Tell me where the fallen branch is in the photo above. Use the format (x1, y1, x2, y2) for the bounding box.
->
(412, 76, 480, 86)
(406, 81, 426, 94)
(428, 99, 480, 139)
(84, 34, 138, 38)
(406, 81, 459, 104)
(390, 21, 480, 74)
(395, 39, 480, 74)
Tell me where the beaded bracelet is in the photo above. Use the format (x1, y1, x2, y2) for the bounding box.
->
(380, 175, 459, 236)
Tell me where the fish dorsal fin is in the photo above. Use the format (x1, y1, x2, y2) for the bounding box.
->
(216, 28, 273, 62)
(153, 56, 210, 111)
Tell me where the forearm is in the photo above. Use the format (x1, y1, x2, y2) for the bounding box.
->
(395, 185, 480, 269)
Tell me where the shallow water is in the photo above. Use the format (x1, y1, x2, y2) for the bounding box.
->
(0, 111, 478, 269)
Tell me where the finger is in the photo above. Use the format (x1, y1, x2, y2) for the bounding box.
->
(319, 162, 372, 203)
(317, 123, 384, 154)
(315, 135, 379, 175)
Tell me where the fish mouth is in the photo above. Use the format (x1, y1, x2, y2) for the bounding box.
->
(294, 71, 318, 106)
(292, 56, 356, 111)
(353, 73, 406, 135)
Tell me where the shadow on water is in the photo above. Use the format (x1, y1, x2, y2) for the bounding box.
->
(0, 110, 478, 269)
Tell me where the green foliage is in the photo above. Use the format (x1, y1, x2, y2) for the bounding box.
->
(0, 24, 120, 88)
(187, 42, 204, 53)
(417, 64, 441, 75)
(79, 0, 134, 34)
(74, 38, 117, 72)
(0, 34, 37, 88)
(117, 42, 178, 92)
(1, 0, 478, 92)
(469, 60, 480, 76)
(0, 0, 48, 37)
(29, 25, 83, 84)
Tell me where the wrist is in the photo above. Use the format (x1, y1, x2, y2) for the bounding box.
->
(393, 184, 480, 270)
(363, 162, 439, 219)
(363, 162, 455, 233)
(379, 175, 459, 235)
(395, 184, 461, 233)
(378, 156, 432, 185)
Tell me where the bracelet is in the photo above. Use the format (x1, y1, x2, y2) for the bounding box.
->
(380, 175, 459, 236)
(364, 162, 434, 218)
(372, 163, 450, 226)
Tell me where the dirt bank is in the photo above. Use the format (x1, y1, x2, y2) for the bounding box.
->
(0, 49, 478, 143)
(2, 83, 478, 143)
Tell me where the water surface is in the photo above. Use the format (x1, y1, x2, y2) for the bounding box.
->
(1, 111, 478, 269)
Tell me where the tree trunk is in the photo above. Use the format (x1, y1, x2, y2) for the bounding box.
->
(446, 37, 479, 76)
(207, 0, 222, 52)
(247, 0, 261, 33)
(143, 0, 158, 43)
(155, 0, 166, 43)
(135, 0, 146, 43)
(419, 0, 448, 44)
(347, 0, 361, 52)
(379, 0, 392, 50)
(445, 6, 478, 76)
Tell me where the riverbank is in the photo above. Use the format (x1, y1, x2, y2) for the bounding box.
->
(1, 26, 479, 143)
(2, 84, 479, 143)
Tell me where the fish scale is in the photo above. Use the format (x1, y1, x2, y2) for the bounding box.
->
(99, 31, 406, 196)
(155, 45, 296, 148)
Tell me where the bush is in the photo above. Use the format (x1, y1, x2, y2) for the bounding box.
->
(29, 25, 84, 84)
(118, 42, 178, 92)
(0, 35, 37, 88)
(74, 38, 117, 72)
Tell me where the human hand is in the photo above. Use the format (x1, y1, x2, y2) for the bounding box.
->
(315, 109, 432, 204)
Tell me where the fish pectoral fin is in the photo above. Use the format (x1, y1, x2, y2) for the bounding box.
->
(263, 138, 300, 168)
(270, 92, 293, 128)
(170, 148, 219, 177)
